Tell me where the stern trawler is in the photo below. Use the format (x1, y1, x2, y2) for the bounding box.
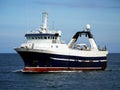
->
(15, 12, 108, 72)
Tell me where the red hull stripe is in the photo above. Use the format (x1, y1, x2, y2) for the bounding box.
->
(23, 67, 102, 72)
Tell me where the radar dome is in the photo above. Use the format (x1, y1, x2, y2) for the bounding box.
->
(86, 24, 90, 30)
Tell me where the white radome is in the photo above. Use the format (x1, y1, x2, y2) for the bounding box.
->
(86, 24, 90, 30)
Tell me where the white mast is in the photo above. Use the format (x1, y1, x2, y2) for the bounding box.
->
(41, 12, 48, 33)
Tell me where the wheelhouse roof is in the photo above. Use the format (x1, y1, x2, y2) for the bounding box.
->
(25, 33, 59, 37)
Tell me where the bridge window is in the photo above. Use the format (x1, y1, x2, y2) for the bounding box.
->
(32, 37, 34, 39)
(44, 36, 47, 39)
(54, 36, 57, 39)
(48, 36, 50, 39)
(26, 36, 58, 40)
(35, 37, 37, 39)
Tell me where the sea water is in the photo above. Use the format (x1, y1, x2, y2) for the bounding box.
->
(0, 53, 120, 90)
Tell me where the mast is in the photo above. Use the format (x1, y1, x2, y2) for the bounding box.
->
(41, 12, 48, 33)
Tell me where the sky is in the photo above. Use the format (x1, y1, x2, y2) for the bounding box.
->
(0, 0, 120, 53)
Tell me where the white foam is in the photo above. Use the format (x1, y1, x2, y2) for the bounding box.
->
(13, 69, 23, 72)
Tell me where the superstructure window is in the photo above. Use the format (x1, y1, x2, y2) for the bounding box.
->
(35, 37, 37, 39)
(44, 36, 47, 39)
(55, 37, 57, 39)
(48, 36, 50, 39)
(26, 35, 58, 40)
(32, 37, 34, 39)
(41, 36, 43, 39)
(53, 36, 57, 39)
(26, 36, 31, 40)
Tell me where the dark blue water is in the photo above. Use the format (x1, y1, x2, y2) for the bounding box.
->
(0, 53, 120, 90)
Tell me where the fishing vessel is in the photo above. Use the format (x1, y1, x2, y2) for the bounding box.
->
(15, 12, 108, 72)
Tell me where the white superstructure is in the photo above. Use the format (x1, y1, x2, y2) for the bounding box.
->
(20, 12, 108, 57)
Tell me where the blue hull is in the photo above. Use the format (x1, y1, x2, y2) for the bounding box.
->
(16, 50, 107, 72)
